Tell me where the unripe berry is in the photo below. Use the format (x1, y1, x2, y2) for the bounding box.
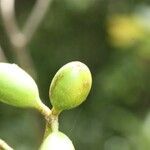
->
(49, 61, 92, 111)
(40, 131, 75, 150)
(0, 63, 41, 108)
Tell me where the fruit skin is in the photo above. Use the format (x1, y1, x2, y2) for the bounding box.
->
(0, 63, 41, 108)
(49, 61, 92, 111)
(40, 131, 75, 150)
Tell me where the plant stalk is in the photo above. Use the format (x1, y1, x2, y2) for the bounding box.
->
(43, 107, 60, 139)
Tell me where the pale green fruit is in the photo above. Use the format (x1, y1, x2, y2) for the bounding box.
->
(40, 131, 75, 150)
(0, 63, 41, 108)
(49, 61, 92, 111)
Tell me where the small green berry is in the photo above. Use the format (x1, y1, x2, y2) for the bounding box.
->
(0, 63, 41, 108)
(40, 131, 75, 150)
(49, 61, 92, 112)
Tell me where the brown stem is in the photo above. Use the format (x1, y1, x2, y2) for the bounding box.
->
(37, 100, 51, 118)
(43, 108, 60, 139)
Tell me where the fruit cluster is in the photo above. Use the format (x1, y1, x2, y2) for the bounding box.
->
(0, 61, 92, 150)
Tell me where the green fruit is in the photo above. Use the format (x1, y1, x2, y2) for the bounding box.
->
(0, 63, 41, 108)
(40, 131, 75, 150)
(49, 61, 92, 111)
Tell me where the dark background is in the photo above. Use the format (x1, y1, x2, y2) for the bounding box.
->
(0, 0, 150, 149)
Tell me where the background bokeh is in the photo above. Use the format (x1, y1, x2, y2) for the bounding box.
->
(0, 0, 150, 149)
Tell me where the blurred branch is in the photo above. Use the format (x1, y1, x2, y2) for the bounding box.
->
(23, 0, 53, 43)
(0, 0, 53, 76)
(0, 0, 26, 49)
(0, 45, 7, 62)
(0, 139, 14, 150)
(0, 0, 35, 76)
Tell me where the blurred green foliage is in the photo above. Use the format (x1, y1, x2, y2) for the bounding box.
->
(0, 0, 150, 150)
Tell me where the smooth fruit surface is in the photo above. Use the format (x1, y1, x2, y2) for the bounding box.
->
(49, 61, 92, 111)
(0, 63, 41, 108)
(40, 131, 75, 150)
